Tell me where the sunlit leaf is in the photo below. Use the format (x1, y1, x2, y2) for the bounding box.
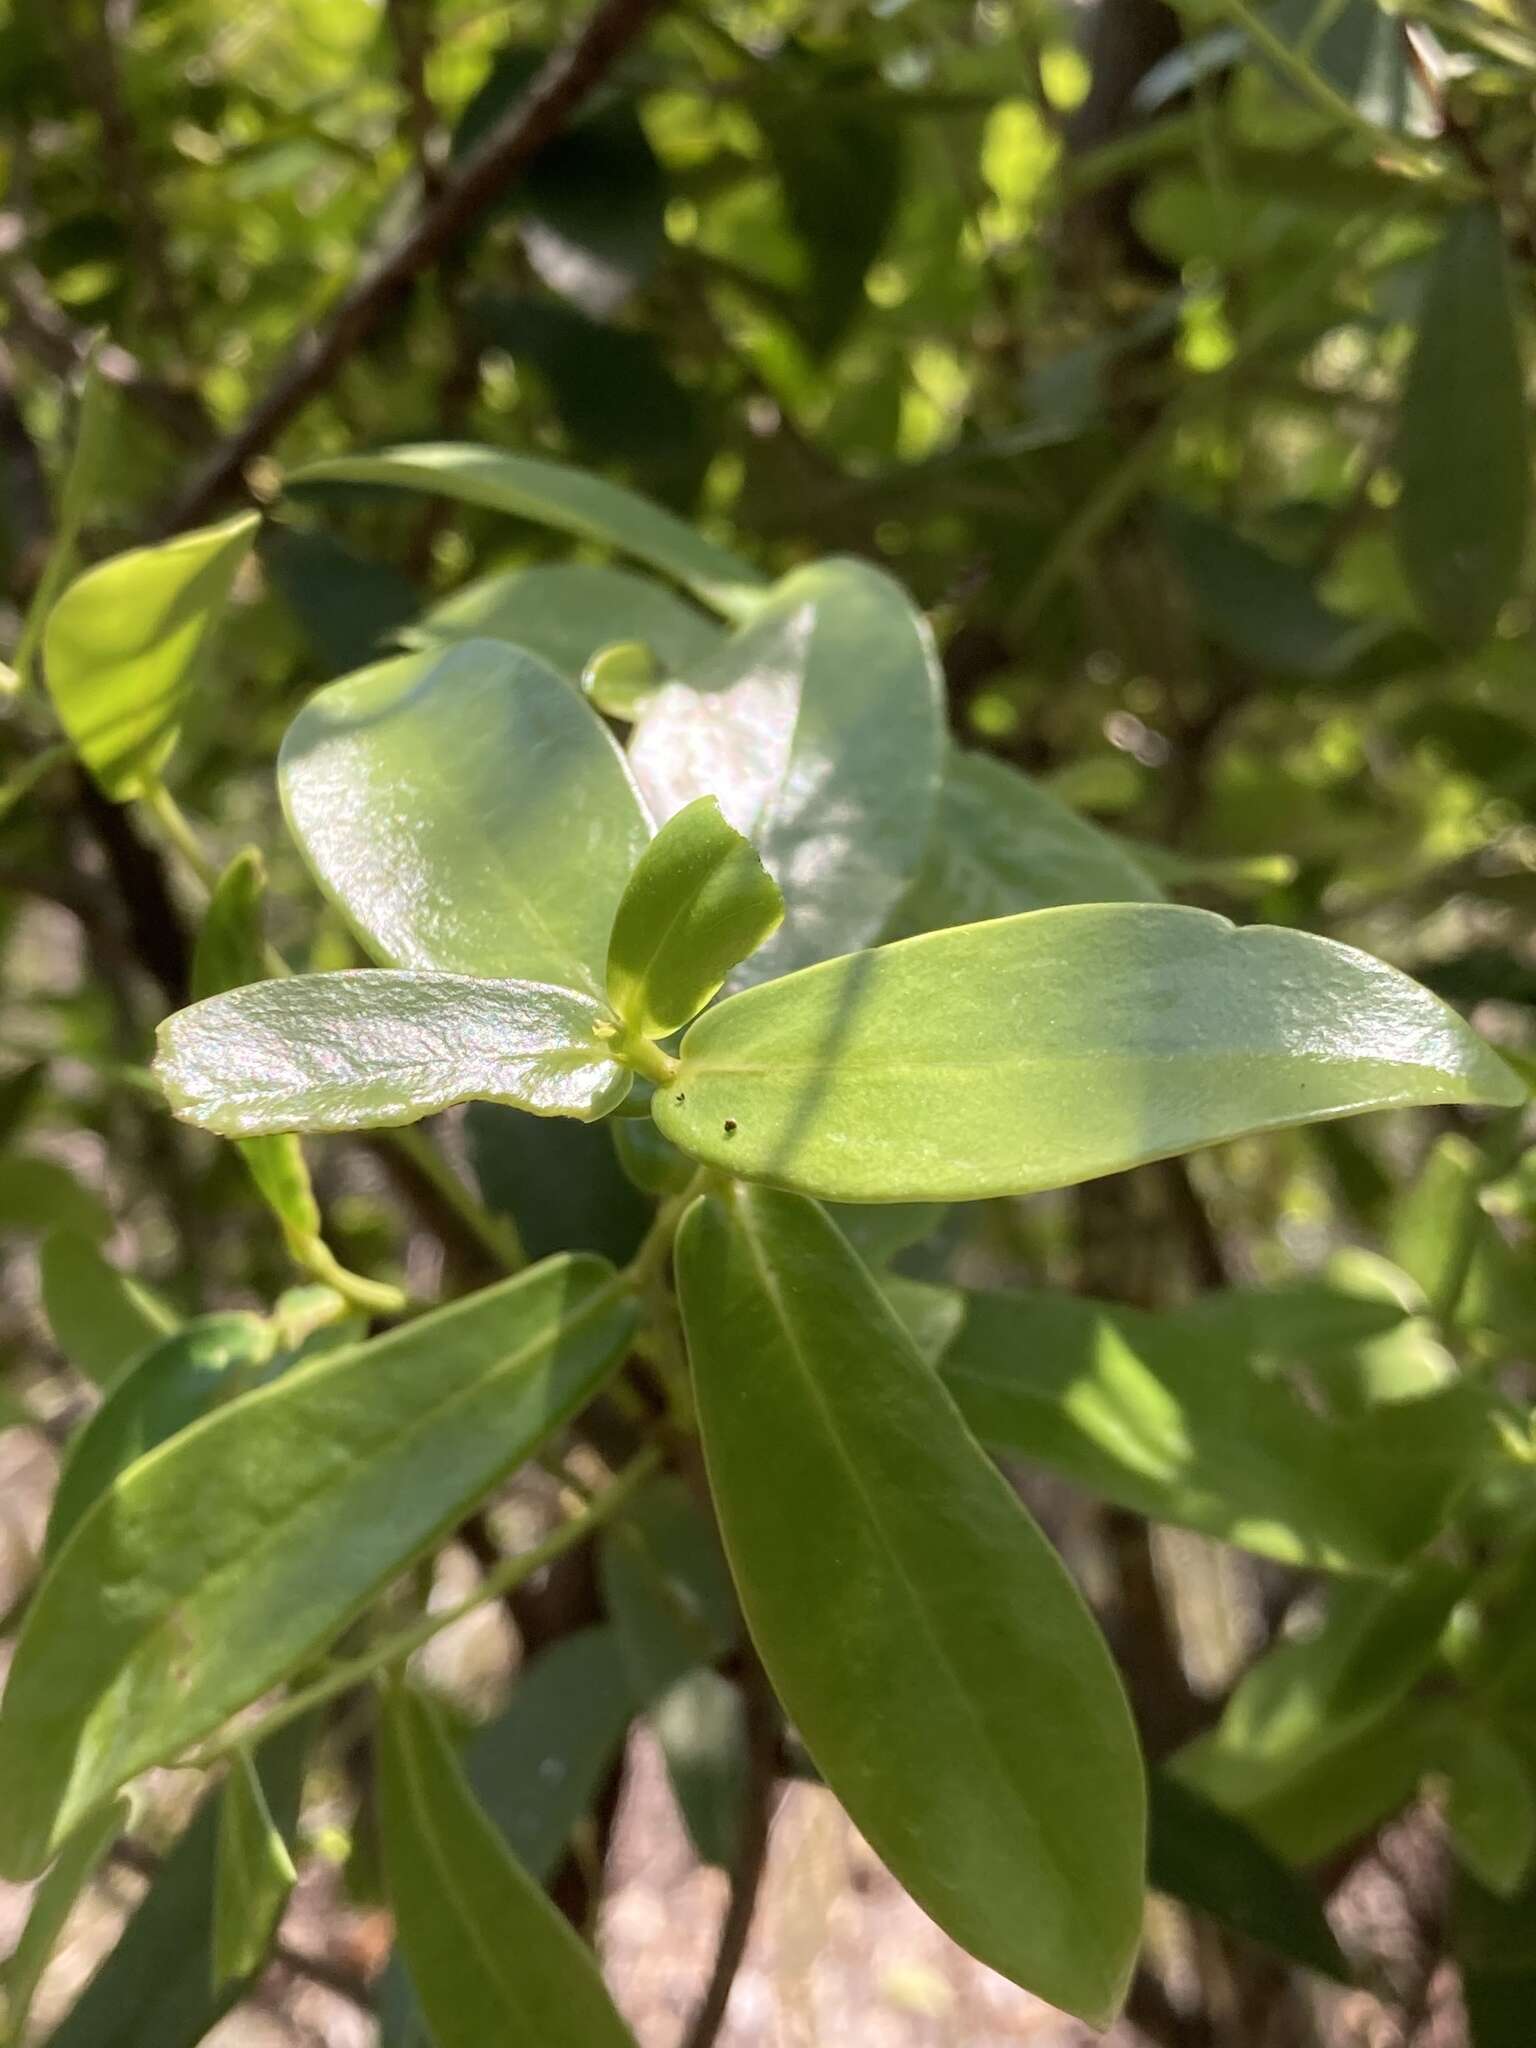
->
(213, 1749, 297, 1989)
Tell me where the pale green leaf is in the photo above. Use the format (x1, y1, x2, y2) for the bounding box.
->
(40, 1230, 176, 1390)
(378, 1682, 637, 2048)
(653, 905, 1525, 1201)
(606, 795, 783, 1037)
(42, 511, 259, 798)
(676, 1185, 1145, 2025)
(279, 639, 652, 998)
(403, 562, 723, 679)
(213, 1750, 297, 1990)
(0, 1157, 111, 1241)
(1395, 204, 1530, 649)
(157, 970, 631, 1137)
(287, 444, 765, 619)
(0, 1254, 636, 1877)
(626, 558, 945, 980)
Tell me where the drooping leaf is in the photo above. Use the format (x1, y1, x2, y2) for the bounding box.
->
(404, 562, 723, 681)
(42, 511, 259, 798)
(1147, 1772, 1349, 1980)
(0, 1798, 128, 2043)
(278, 640, 653, 997)
(676, 1185, 1145, 2025)
(157, 970, 632, 1137)
(606, 795, 784, 1038)
(466, 1627, 637, 1882)
(653, 905, 1525, 1201)
(39, 1229, 176, 1389)
(942, 1288, 1485, 1571)
(887, 748, 1163, 939)
(1395, 204, 1530, 649)
(286, 446, 765, 619)
(0, 1254, 636, 1877)
(46, 1312, 274, 1560)
(378, 1682, 638, 2048)
(627, 557, 945, 980)
(212, 1749, 298, 1989)
(46, 1718, 310, 2048)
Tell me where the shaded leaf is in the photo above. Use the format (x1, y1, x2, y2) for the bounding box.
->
(259, 523, 420, 674)
(465, 1102, 649, 1266)
(0, 1799, 128, 2043)
(39, 1229, 176, 1390)
(213, 1749, 297, 1989)
(0, 1156, 110, 1240)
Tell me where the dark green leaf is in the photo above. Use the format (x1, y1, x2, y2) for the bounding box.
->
(0, 1798, 128, 2042)
(676, 1185, 1145, 2024)
(39, 1229, 176, 1389)
(259, 523, 421, 674)
(465, 1102, 649, 1265)
(0, 1156, 111, 1240)
(213, 1749, 297, 1989)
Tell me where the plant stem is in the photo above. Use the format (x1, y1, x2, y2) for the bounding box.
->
(185, 1444, 662, 1770)
(141, 777, 221, 890)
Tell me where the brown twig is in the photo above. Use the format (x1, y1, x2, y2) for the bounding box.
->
(161, 0, 666, 534)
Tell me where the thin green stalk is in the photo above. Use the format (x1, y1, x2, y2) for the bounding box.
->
(185, 1443, 663, 1768)
(141, 778, 221, 890)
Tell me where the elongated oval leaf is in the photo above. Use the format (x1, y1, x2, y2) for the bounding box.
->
(379, 1682, 638, 2048)
(1395, 204, 1530, 649)
(213, 1749, 298, 1990)
(653, 905, 1525, 1200)
(40, 1229, 176, 1389)
(279, 640, 652, 997)
(626, 558, 944, 982)
(157, 970, 631, 1136)
(0, 1798, 128, 2042)
(404, 561, 723, 679)
(42, 511, 259, 798)
(286, 444, 764, 619)
(606, 796, 783, 1037)
(0, 1254, 636, 1877)
(676, 1185, 1145, 2025)
(47, 1312, 274, 1560)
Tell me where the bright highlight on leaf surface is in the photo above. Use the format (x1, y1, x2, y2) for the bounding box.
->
(676, 1183, 1145, 2025)
(654, 904, 1524, 1200)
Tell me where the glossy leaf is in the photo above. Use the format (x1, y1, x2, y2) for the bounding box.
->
(606, 795, 784, 1037)
(213, 1749, 297, 1989)
(404, 561, 722, 681)
(278, 639, 652, 997)
(1395, 204, 1530, 648)
(676, 1185, 1144, 2024)
(627, 557, 945, 980)
(889, 748, 1163, 939)
(46, 1719, 309, 2048)
(653, 905, 1525, 1201)
(0, 1798, 127, 2043)
(46, 1312, 274, 1560)
(466, 1627, 637, 1882)
(0, 1254, 636, 1877)
(287, 445, 765, 619)
(942, 1289, 1486, 1571)
(1147, 1773, 1348, 1980)
(157, 970, 631, 1137)
(378, 1682, 637, 2048)
(40, 1229, 176, 1389)
(42, 511, 259, 798)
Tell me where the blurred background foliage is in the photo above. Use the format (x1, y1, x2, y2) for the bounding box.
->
(4, 0, 1536, 2043)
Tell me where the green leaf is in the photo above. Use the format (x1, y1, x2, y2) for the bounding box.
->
(941, 1289, 1482, 1571)
(192, 848, 324, 1244)
(880, 1272, 965, 1363)
(213, 1749, 298, 1990)
(649, 1668, 748, 1870)
(1395, 204, 1530, 649)
(278, 639, 652, 997)
(466, 1103, 649, 1265)
(653, 905, 1525, 1201)
(465, 1627, 637, 1882)
(41, 511, 260, 798)
(606, 796, 784, 1038)
(404, 562, 722, 681)
(46, 1718, 310, 2048)
(378, 1682, 638, 2048)
(627, 558, 945, 980)
(0, 1798, 128, 2043)
(676, 1185, 1145, 2024)
(1174, 1565, 1466, 1815)
(0, 1155, 110, 1240)
(1147, 1772, 1349, 1980)
(1440, 1717, 1536, 1898)
(888, 749, 1163, 939)
(600, 1474, 739, 1699)
(46, 1312, 275, 1561)
(157, 970, 631, 1137)
(39, 1229, 176, 1389)
(12, 347, 115, 693)
(259, 523, 420, 674)
(0, 1254, 636, 1877)
(286, 445, 765, 619)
